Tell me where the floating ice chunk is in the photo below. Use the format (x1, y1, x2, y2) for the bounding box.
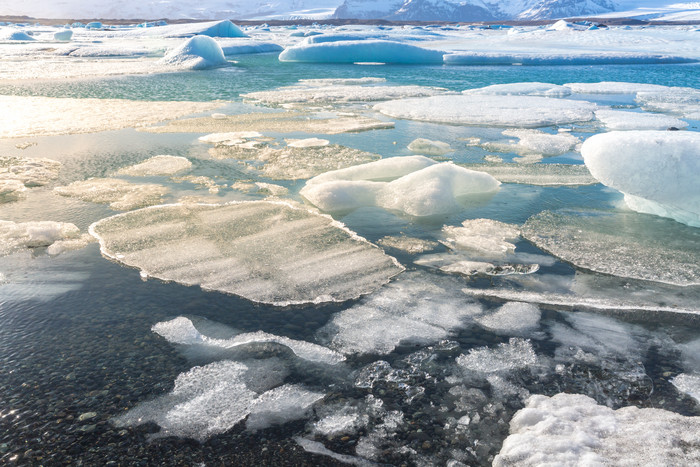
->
(279, 40, 444, 64)
(493, 393, 700, 467)
(113, 360, 256, 440)
(475, 303, 541, 335)
(374, 95, 596, 128)
(0, 180, 26, 202)
(242, 84, 447, 106)
(217, 144, 380, 181)
(440, 219, 520, 258)
(463, 82, 572, 98)
(0, 156, 61, 187)
(0, 96, 222, 138)
(46, 234, 94, 256)
(594, 109, 688, 130)
(581, 131, 700, 227)
(254, 182, 288, 196)
(296, 437, 375, 467)
(55, 178, 168, 211)
(143, 112, 394, 135)
(218, 39, 283, 55)
(90, 201, 403, 306)
(377, 236, 439, 254)
(444, 52, 694, 66)
(564, 81, 670, 94)
(416, 255, 539, 277)
(522, 210, 700, 286)
(636, 87, 700, 119)
(53, 29, 72, 41)
(286, 138, 329, 148)
(672, 374, 700, 404)
(301, 157, 500, 217)
(198, 131, 263, 143)
(0, 220, 82, 256)
(456, 338, 539, 374)
(246, 385, 324, 432)
(117, 155, 192, 177)
(0, 29, 34, 41)
(548, 20, 579, 31)
(407, 138, 453, 155)
(161, 35, 228, 70)
(502, 129, 579, 156)
(463, 163, 596, 186)
(319, 272, 482, 355)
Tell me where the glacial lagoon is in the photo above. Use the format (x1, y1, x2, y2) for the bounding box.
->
(1, 20, 699, 465)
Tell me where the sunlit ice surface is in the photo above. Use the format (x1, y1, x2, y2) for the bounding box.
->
(0, 18, 699, 466)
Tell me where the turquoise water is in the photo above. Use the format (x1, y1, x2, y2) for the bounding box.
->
(1, 56, 700, 465)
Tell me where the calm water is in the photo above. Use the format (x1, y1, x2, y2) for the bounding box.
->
(1, 57, 699, 465)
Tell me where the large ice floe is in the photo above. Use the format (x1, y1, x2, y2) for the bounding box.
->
(161, 35, 229, 70)
(463, 82, 572, 98)
(635, 87, 700, 119)
(278, 40, 445, 64)
(522, 210, 700, 286)
(463, 163, 597, 186)
(89, 201, 403, 305)
(374, 95, 596, 128)
(242, 83, 447, 107)
(299, 156, 500, 217)
(117, 155, 192, 177)
(581, 131, 700, 227)
(493, 393, 700, 466)
(0, 96, 222, 138)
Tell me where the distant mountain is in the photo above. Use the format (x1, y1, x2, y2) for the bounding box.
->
(333, 0, 620, 21)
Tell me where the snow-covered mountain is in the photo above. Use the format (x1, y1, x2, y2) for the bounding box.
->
(333, 0, 619, 21)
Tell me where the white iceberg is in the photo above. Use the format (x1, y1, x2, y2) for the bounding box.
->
(374, 95, 596, 128)
(0, 29, 34, 41)
(581, 131, 700, 227)
(53, 29, 72, 41)
(89, 201, 403, 306)
(161, 35, 228, 70)
(407, 138, 453, 155)
(300, 156, 500, 217)
(279, 40, 445, 64)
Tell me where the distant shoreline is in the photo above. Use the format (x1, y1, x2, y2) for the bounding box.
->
(1, 15, 699, 27)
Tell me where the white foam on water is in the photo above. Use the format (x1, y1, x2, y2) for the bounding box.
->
(319, 271, 482, 355)
(0, 220, 82, 256)
(301, 157, 500, 217)
(475, 302, 541, 336)
(89, 201, 403, 306)
(374, 95, 596, 128)
(581, 131, 700, 227)
(463, 82, 572, 98)
(55, 178, 169, 211)
(242, 84, 448, 106)
(0, 96, 222, 138)
(462, 163, 597, 186)
(117, 155, 192, 177)
(493, 393, 700, 466)
(564, 81, 671, 94)
(522, 210, 700, 286)
(595, 109, 688, 130)
(671, 374, 700, 404)
(407, 138, 453, 155)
